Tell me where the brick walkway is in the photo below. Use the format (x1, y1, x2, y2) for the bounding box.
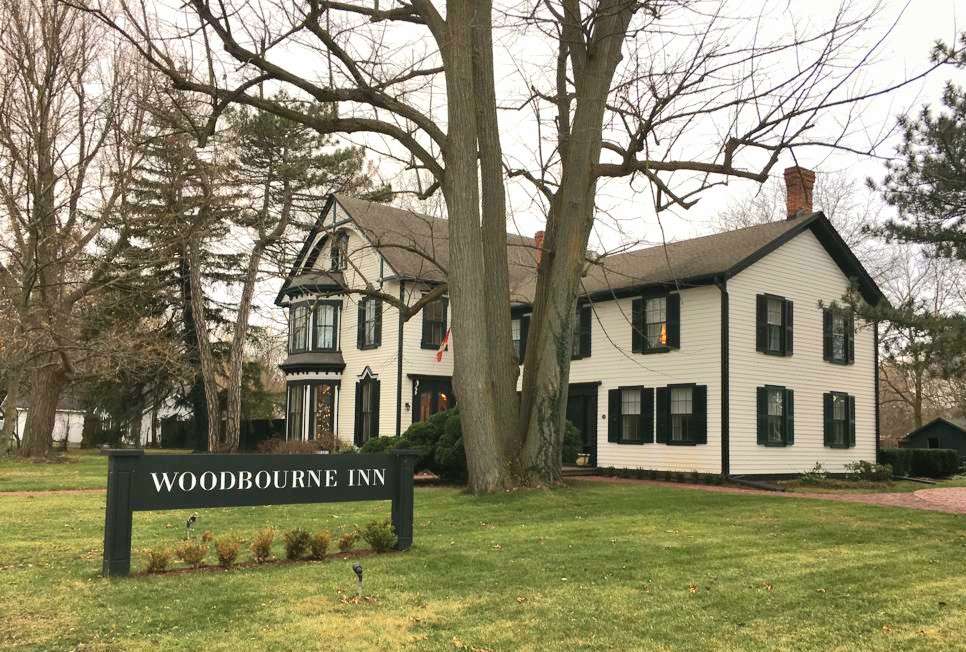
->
(574, 476, 966, 515)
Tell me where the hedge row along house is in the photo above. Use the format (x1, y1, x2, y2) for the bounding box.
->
(275, 166, 884, 476)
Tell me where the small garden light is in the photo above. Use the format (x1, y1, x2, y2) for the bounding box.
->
(185, 513, 198, 539)
(353, 562, 363, 595)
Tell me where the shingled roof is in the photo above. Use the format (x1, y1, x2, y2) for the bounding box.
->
(280, 194, 885, 307)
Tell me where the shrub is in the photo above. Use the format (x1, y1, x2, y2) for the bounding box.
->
(283, 528, 311, 560)
(800, 462, 829, 484)
(215, 537, 241, 569)
(175, 540, 208, 568)
(844, 460, 893, 482)
(309, 531, 332, 560)
(201, 530, 214, 544)
(360, 519, 398, 553)
(561, 421, 581, 465)
(879, 448, 959, 478)
(360, 436, 398, 454)
(251, 528, 275, 563)
(259, 439, 323, 454)
(338, 531, 358, 553)
(144, 546, 173, 573)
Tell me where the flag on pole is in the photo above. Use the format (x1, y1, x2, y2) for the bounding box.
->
(435, 328, 451, 362)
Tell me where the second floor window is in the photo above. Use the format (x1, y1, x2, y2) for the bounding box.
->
(421, 295, 448, 349)
(511, 318, 522, 360)
(823, 308, 855, 364)
(756, 294, 793, 356)
(632, 293, 680, 353)
(330, 232, 349, 271)
(289, 305, 310, 352)
(314, 303, 338, 351)
(571, 304, 591, 359)
(357, 298, 382, 349)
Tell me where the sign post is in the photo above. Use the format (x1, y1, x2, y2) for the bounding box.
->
(101, 448, 419, 577)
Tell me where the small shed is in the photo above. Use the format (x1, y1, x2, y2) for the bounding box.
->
(901, 417, 966, 458)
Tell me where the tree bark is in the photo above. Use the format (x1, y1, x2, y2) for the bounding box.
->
(186, 240, 223, 451)
(441, 0, 514, 492)
(20, 364, 67, 457)
(178, 255, 209, 449)
(519, 0, 637, 483)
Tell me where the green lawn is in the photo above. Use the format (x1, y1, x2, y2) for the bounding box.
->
(0, 455, 964, 650)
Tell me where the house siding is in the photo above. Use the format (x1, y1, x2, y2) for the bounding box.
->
(574, 284, 723, 473)
(398, 281, 454, 434)
(727, 229, 876, 474)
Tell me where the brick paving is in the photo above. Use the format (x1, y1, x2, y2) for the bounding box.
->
(575, 476, 966, 515)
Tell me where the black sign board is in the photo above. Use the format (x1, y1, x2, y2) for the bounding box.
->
(101, 448, 419, 577)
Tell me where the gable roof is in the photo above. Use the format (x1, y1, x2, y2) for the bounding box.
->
(279, 194, 886, 307)
(902, 417, 966, 440)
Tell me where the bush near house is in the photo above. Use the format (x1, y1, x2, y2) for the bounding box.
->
(879, 448, 960, 478)
(283, 528, 311, 560)
(844, 461, 893, 482)
(360, 409, 582, 482)
(360, 519, 397, 553)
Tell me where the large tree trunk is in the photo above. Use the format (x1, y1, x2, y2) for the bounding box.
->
(519, 1, 637, 483)
(186, 240, 223, 452)
(223, 246, 264, 452)
(20, 364, 68, 457)
(442, 0, 514, 493)
(178, 255, 209, 449)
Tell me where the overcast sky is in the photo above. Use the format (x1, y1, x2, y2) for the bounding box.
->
(248, 0, 965, 321)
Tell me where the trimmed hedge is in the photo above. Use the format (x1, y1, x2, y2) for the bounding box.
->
(878, 447, 960, 478)
(358, 409, 581, 483)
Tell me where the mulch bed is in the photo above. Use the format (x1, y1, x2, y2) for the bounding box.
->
(134, 547, 400, 577)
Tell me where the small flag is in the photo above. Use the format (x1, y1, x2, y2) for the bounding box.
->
(436, 328, 451, 362)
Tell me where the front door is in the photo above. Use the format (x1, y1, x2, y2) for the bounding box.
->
(309, 383, 337, 448)
(567, 383, 599, 466)
(412, 377, 456, 422)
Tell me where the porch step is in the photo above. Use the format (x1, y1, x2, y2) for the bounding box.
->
(562, 465, 599, 477)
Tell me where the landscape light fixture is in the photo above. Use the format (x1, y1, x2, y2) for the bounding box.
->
(353, 562, 363, 596)
(185, 513, 198, 539)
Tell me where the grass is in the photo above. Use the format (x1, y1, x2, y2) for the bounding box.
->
(780, 475, 966, 494)
(0, 454, 965, 650)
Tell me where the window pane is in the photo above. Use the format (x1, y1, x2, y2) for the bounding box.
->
(316, 305, 335, 349)
(670, 387, 692, 415)
(767, 389, 783, 416)
(511, 319, 521, 358)
(832, 394, 846, 420)
(645, 297, 667, 347)
(767, 299, 783, 325)
(832, 313, 846, 361)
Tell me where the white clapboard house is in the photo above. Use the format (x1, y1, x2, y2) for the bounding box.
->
(276, 167, 884, 476)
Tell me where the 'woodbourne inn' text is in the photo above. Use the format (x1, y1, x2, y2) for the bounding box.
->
(150, 468, 388, 493)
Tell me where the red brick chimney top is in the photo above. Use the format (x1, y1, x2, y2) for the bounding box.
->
(784, 166, 816, 219)
(534, 230, 545, 266)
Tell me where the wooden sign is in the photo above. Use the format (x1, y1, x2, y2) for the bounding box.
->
(101, 449, 418, 577)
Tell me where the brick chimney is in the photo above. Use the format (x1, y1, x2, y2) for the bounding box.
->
(534, 230, 545, 267)
(784, 166, 815, 219)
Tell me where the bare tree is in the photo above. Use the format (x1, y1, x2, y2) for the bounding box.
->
(0, 0, 149, 456)
(78, 0, 961, 490)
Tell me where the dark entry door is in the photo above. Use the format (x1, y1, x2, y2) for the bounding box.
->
(567, 383, 599, 466)
(412, 377, 456, 423)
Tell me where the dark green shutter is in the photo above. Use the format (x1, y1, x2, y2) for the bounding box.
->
(608, 389, 621, 442)
(579, 304, 592, 358)
(357, 301, 366, 348)
(420, 300, 431, 347)
(641, 388, 654, 443)
(756, 386, 767, 445)
(373, 299, 383, 347)
(823, 393, 833, 447)
(755, 295, 767, 352)
(631, 298, 644, 353)
(354, 381, 363, 446)
(847, 395, 856, 448)
(371, 379, 381, 437)
(655, 387, 670, 444)
(520, 314, 530, 360)
(692, 385, 707, 444)
(846, 312, 855, 364)
(822, 309, 833, 361)
(667, 293, 681, 349)
(783, 300, 794, 355)
(783, 388, 794, 445)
